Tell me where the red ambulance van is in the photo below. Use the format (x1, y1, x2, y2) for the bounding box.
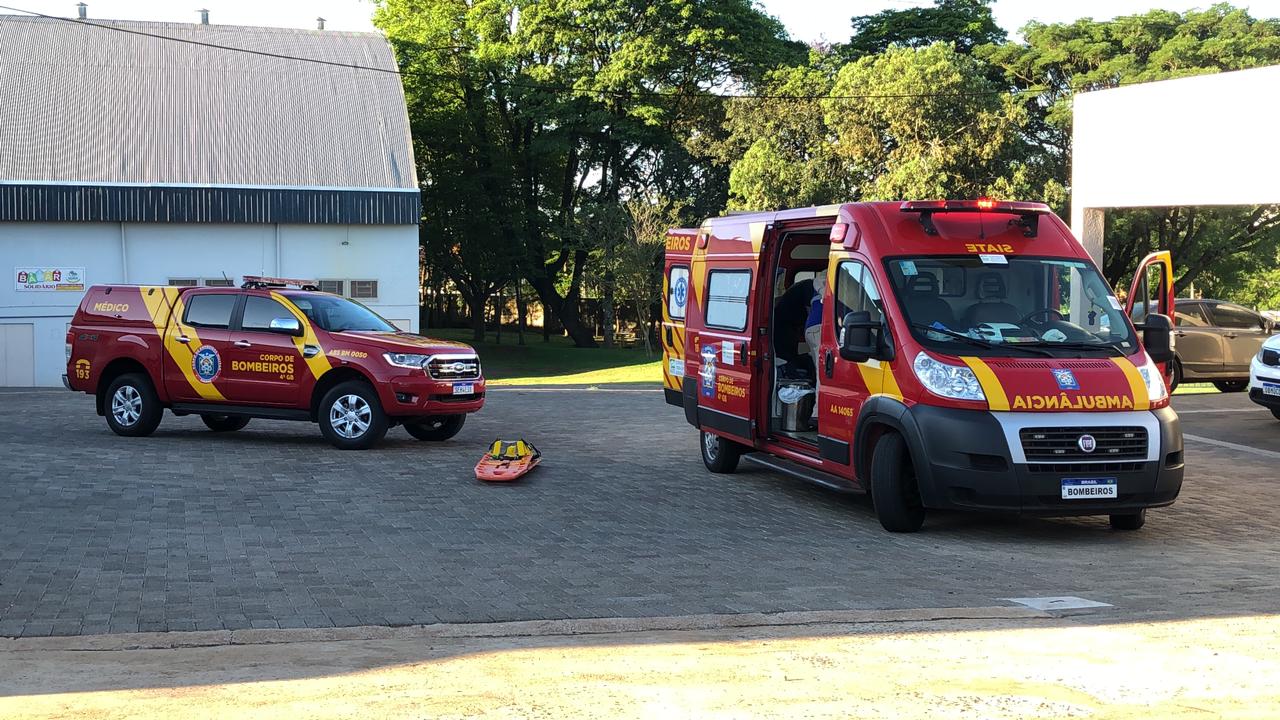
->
(664, 200, 1181, 533)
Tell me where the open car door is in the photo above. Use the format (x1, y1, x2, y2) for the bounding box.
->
(1125, 250, 1175, 382)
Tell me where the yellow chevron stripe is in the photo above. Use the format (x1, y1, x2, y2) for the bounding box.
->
(271, 291, 331, 380)
(165, 294, 227, 401)
(1111, 357, 1151, 411)
(960, 356, 1009, 411)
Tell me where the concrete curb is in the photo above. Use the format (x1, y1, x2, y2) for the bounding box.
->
(1, 606, 1047, 652)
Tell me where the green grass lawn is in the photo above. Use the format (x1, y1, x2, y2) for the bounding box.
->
(425, 328, 663, 385)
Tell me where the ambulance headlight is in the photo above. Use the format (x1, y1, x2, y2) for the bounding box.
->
(1135, 354, 1168, 403)
(913, 352, 985, 402)
(384, 352, 430, 369)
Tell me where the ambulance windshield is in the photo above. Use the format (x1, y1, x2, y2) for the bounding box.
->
(288, 294, 397, 333)
(883, 255, 1137, 358)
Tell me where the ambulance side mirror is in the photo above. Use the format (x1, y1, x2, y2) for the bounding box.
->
(269, 317, 304, 337)
(839, 311, 878, 363)
(1137, 313, 1173, 364)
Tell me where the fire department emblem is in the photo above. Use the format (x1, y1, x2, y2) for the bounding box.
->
(1077, 434, 1097, 453)
(192, 345, 221, 383)
(1052, 368, 1079, 390)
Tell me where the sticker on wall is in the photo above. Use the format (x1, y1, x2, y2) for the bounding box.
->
(192, 345, 222, 384)
(15, 266, 85, 292)
(700, 345, 717, 398)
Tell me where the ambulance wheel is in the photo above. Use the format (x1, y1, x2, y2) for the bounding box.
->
(201, 414, 250, 432)
(104, 373, 163, 438)
(700, 430, 743, 473)
(319, 381, 388, 450)
(1109, 510, 1146, 531)
(405, 414, 465, 441)
(870, 432, 925, 533)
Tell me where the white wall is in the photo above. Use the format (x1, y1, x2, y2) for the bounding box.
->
(1071, 64, 1280, 262)
(0, 222, 419, 386)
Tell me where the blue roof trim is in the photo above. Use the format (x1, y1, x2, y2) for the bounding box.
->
(0, 184, 421, 225)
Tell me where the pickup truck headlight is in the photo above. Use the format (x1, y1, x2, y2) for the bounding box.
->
(913, 351, 986, 402)
(1135, 354, 1168, 403)
(384, 352, 430, 369)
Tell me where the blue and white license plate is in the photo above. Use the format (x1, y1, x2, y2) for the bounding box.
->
(1061, 477, 1118, 500)
(451, 382, 475, 395)
(1263, 382, 1280, 397)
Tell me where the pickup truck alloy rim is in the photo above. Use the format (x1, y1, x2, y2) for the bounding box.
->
(330, 394, 371, 439)
(111, 386, 142, 426)
(703, 431, 718, 461)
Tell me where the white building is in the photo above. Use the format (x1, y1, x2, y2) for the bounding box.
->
(0, 14, 420, 386)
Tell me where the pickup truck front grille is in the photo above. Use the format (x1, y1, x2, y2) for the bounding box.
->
(426, 354, 481, 380)
(1019, 426, 1147, 461)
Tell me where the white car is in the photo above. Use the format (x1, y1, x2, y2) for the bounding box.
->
(1248, 333, 1280, 420)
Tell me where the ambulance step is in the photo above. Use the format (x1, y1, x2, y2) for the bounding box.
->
(741, 454, 864, 494)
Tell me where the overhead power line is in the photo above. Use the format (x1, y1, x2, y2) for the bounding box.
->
(0, 3, 1140, 102)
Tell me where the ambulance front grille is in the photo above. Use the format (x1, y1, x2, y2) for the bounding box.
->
(1019, 426, 1147, 461)
(426, 355, 481, 380)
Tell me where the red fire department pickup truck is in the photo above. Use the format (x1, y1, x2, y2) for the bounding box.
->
(65, 277, 484, 450)
(664, 200, 1181, 533)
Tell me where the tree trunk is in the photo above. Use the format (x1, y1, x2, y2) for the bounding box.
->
(514, 280, 527, 346)
(495, 286, 503, 345)
(527, 274, 597, 348)
(602, 236, 616, 348)
(468, 294, 486, 343)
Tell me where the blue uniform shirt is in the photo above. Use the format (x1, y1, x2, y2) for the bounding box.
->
(805, 297, 823, 329)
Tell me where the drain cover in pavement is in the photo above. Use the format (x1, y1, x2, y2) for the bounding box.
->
(1005, 596, 1112, 611)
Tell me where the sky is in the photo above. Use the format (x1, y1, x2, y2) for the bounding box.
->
(4, 0, 1280, 38)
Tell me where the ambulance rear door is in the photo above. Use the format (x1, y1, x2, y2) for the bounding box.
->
(662, 229, 695, 407)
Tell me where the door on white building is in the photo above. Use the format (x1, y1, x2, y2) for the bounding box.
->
(0, 324, 36, 386)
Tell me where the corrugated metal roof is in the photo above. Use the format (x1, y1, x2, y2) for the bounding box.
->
(0, 15, 417, 190)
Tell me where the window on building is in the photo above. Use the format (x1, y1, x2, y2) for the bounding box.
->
(318, 280, 344, 295)
(241, 296, 294, 332)
(184, 293, 237, 329)
(705, 270, 751, 331)
(169, 278, 198, 287)
(203, 278, 234, 287)
(349, 280, 378, 300)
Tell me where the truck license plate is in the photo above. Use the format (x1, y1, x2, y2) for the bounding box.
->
(1061, 477, 1118, 500)
(451, 382, 475, 395)
(1263, 382, 1280, 397)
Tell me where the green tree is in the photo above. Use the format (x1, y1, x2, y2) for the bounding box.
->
(376, 0, 797, 347)
(842, 0, 1005, 60)
(982, 5, 1280, 290)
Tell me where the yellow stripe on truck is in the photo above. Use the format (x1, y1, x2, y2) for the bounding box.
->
(960, 356, 1009, 411)
(165, 294, 227, 401)
(271, 291, 331, 380)
(1111, 357, 1151, 411)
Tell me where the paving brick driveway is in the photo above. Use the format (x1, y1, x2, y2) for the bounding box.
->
(1, 387, 1277, 638)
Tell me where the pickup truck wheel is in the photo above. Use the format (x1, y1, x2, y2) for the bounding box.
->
(105, 373, 163, 437)
(870, 431, 926, 533)
(700, 430, 743, 473)
(201, 414, 250, 432)
(405, 415, 465, 441)
(1213, 380, 1247, 393)
(319, 381, 388, 450)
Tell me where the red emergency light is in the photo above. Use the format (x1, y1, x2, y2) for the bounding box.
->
(900, 199, 1051, 238)
(241, 275, 320, 290)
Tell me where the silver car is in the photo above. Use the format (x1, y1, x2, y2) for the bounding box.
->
(1170, 299, 1275, 391)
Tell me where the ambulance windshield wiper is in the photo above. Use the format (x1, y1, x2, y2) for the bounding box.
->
(907, 323, 1054, 357)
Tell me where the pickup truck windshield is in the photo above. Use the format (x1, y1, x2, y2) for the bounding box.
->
(288, 294, 397, 333)
(883, 255, 1137, 358)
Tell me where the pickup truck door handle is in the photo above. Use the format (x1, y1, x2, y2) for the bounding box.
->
(302, 345, 321, 358)
(176, 335, 191, 344)
(234, 340, 252, 348)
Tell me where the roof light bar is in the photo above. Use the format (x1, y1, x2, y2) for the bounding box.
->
(241, 275, 320, 290)
(899, 199, 1051, 237)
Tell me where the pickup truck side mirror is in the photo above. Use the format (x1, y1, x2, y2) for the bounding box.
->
(839, 310, 879, 363)
(1137, 312, 1174, 364)
(269, 316, 304, 337)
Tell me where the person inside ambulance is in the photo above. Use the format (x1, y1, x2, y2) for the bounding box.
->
(805, 277, 826, 373)
(773, 278, 818, 377)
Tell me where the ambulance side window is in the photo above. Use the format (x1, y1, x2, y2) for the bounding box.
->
(705, 270, 752, 331)
(832, 261, 882, 329)
(667, 266, 690, 321)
